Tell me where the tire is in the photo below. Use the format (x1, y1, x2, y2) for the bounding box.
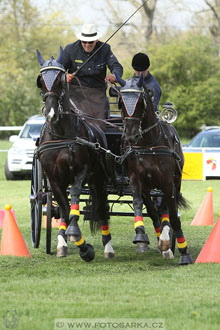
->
(4, 159, 19, 180)
(30, 157, 43, 248)
(46, 192, 52, 254)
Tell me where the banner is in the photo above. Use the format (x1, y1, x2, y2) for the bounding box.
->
(182, 147, 220, 180)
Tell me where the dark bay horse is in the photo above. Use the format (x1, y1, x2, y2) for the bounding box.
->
(116, 74, 193, 265)
(36, 47, 115, 261)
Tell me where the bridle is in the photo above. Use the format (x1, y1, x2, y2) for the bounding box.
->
(37, 63, 67, 118)
(121, 88, 159, 143)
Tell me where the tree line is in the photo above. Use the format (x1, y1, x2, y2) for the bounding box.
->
(0, 0, 220, 138)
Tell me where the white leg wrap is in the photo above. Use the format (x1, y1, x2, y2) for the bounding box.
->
(160, 225, 170, 241)
(162, 248, 174, 259)
(104, 240, 114, 254)
(57, 234, 67, 248)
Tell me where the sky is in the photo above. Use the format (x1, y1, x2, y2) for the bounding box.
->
(31, 0, 208, 36)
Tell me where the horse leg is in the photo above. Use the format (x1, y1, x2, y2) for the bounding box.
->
(101, 220, 115, 259)
(142, 192, 161, 242)
(166, 195, 193, 265)
(144, 194, 173, 259)
(89, 176, 115, 259)
(131, 180, 149, 253)
(48, 182, 69, 257)
(65, 173, 95, 262)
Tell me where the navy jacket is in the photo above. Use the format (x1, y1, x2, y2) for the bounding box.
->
(63, 40, 123, 89)
(134, 72, 162, 111)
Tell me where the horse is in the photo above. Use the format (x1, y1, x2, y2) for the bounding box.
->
(116, 73, 193, 265)
(35, 46, 115, 261)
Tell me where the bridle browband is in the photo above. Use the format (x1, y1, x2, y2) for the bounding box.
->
(40, 66, 65, 73)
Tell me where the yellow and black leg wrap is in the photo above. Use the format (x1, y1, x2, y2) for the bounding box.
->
(161, 213, 170, 228)
(75, 235, 86, 250)
(101, 225, 111, 246)
(133, 216, 149, 244)
(58, 221, 67, 239)
(75, 235, 95, 262)
(176, 234, 187, 254)
(154, 226, 160, 240)
(176, 230, 194, 265)
(65, 204, 81, 238)
(70, 204, 80, 220)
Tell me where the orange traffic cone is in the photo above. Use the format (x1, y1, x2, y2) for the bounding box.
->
(0, 204, 31, 257)
(196, 213, 220, 263)
(191, 187, 214, 226)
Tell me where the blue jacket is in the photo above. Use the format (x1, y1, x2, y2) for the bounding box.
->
(134, 72, 162, 111)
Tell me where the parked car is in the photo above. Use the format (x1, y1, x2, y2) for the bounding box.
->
(186, 127, 220, 148)
(5, 115, 45, 180)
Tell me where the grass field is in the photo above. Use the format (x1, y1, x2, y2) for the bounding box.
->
(0, 140, 220, 330)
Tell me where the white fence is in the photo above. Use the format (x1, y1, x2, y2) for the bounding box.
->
(0, 126, 22, 131)
(0, 126, 22, 152)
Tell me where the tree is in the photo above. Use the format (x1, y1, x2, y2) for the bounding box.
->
(0, 0, 74, 132)
(103, 0, 158, 46)
(149, 33, 220, 137)
(204, 0, 220, 42)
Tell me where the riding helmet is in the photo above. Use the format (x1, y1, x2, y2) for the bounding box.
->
(132, 53, 150, 71)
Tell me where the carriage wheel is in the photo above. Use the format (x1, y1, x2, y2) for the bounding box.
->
(46, 192, 52, 254)
(30, 157, 43, 248)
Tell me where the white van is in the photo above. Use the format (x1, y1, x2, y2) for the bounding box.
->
(5, 115, 45, 180)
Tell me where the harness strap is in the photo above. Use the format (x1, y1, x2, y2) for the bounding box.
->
(35, 139, 77, 158)
(121, 145, 181, 164)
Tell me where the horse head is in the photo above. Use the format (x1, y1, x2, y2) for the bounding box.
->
(36, 46, 67, 122)
(116, 73, 152, 145)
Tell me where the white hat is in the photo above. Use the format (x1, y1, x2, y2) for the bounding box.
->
(76, 24, 102, 42)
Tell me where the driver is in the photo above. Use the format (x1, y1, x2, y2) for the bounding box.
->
(62, 23, 123, 121)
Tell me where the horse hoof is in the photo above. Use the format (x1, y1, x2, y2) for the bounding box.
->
(133, 233, 149, 244)
(67, 235, 75, 242)
(162, 248, 174, 259)
(56, 246, 68, 257)
(104, 252, 115, 259)
(136, 242, 149, 253)
(79, 244, 95, 262)
(179, 253, 194, 265)
(158, 239, 170, 251)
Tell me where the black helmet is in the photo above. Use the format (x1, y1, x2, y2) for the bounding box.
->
(132, 52, 150, 71)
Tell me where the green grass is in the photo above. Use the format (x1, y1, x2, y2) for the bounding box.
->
(0, 140, 220, 330)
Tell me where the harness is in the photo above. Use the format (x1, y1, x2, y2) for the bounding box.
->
(119, 78, 182, 174)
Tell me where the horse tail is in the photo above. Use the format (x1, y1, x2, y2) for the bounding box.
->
(88, 182, 110, 233)
(177, 191, 190, 210)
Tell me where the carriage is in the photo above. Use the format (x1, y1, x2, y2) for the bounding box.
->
(30, 47, 193, 265)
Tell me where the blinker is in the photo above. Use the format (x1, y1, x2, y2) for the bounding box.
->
(121, 91, 142, 117)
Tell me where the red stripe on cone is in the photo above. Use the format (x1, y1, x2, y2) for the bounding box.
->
(191, 187, 214, 226)
(0, 204, 31, 257)
(196, 215, 220, 263)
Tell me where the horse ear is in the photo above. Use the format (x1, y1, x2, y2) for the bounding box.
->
(137, 72, 144, 88)
(115, 72, 126, 87)
(57, 46, 64, 64)
(36, 49, 45, 66)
